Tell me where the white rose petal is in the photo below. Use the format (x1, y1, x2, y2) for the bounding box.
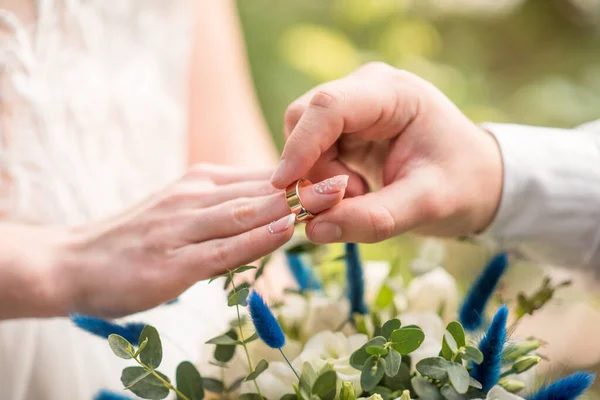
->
(406, 267, 459, 322)
(240, 361, 297, 399)
(484, 385, 526, 400)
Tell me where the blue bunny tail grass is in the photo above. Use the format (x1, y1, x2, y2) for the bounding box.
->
(345, 243, 368, 315)
(459, 252, 509, 331)
(70, 314, 146, 345)
(528, 372, 595, 400)
(94, 390, 131, 400)
(470, 305, 508, 391)
(248, 291, 286, 349)
(285, 251, 322, 291)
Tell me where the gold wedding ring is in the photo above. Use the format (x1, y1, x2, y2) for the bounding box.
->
(285, 178, 314, 222)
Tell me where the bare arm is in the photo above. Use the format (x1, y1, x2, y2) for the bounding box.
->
(187, 0, 277, 168)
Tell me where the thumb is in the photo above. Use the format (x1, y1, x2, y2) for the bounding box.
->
(304, 177, 428, 243)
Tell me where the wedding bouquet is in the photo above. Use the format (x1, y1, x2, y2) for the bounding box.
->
(75, 239, 594, 400)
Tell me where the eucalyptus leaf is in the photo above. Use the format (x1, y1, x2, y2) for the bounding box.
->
(108, 334, 133, 359)
(366, 345, 389, 356)
(203, 378, 225, 393)
(214, 330, 238, 363)
(135, 337, 149, 357)
(411, 376, 443, 400)
(299, 362, 317, 397)
(360, 355, 386, 392)
(462, 346, 484, 365)
(139, 326, 162, 369)
(209, 266, 257, 283)
(350, 336, 386, 369)
(390, 327, 425, 354)
(228, 287, 250, 307)
(442, 322, 465, 360)
(441, 385, 469, 400)
(382, 319, 401, 340)
(121, 366, 169, 400)
(444, 331, 458, 354)
(244, 332, 259, 344)
(281, 395, 298, 400)
(206, 334, 240, 345)
(384, 348, 402, 377)
(312, 370, 337, 400)
(245, 359, 269, 381)
(176, 361, 204, 400)
(125, 369, 154, 389)
(447, 362, 470, 394)
(469, 377, 483, 390)
(416, 357, 450, 381)
(239, 394, 264, 400)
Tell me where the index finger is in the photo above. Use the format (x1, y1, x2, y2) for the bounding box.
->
(270, 77, 392, 189)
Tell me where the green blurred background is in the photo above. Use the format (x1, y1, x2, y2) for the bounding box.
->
(237, 0, 600, 151)
(237, 0, 600, 395)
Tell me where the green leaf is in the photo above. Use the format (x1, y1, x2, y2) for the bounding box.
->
(203, 378, 225, 393)
(384, 348, 402, 377)
(209, 266, 257, 283)
(176, 361, 204, 400)
(462, 346, 484, 365)
(239, 394, 264, 400)
(228, 287, 250, 307)
(125, 369, 154, 389)
(469, 377, 483, 390)
(444, 331, 458, 354)
(229, 377, 244, 392)
(360, 355, 386, 392)
(214, 330, 237, 363)
(441, 385, 469, 400)
(299, 362, 318, 397)
(255, 254, 272, 280)
(134, 337, 149, 357)
(108, 334, 134, 359)
(382, 319, 401, 340)
(366, 345, 389, 356)
(447, 362, 470, 394)
(350, 336, 386, 369)
(244, 332, 259, 344)
(442, 322, 465, 360)
(312, 370, 337, 400)
(390, 327, 425, 354)
(206, 334, 240, 345)
(121, 366, 170, 400)
(416, 357, 450, 381)
(411, 376, 443, 400)
(245, 359, 269, 381)
(139, 326, 163, 369)
(281, 395, 298, 400)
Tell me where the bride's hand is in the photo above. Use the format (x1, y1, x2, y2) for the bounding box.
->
(53, 164, 348, 318)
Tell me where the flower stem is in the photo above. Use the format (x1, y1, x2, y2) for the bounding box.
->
(279, 348, 300, 381)
(232, 277, 264, 398)
(133, 357, 190, 400)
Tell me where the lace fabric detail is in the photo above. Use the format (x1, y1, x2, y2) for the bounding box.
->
(0, 0, 193, 224)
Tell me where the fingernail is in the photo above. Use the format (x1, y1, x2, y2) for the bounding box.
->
(314, 175, 349, 195)
(268, 213, 295, 234)
(270, 159, 286, 185)
(310, 221, 342, 243)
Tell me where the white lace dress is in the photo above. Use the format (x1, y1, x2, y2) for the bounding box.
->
(0, 1, 230, 398)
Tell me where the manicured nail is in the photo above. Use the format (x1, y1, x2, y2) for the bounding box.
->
(270, 159, 286, 184)
(268, 213, 295, 234)
(310, 221, 342, 243)
(314, 175, 349, 195)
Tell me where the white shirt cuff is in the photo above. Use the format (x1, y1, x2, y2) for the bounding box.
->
(480, 123, 600, 270)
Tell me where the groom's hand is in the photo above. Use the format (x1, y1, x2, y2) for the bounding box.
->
(271, 62, 503, 243)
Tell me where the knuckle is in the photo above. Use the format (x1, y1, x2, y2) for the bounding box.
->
(361, 61, 392, 73)
(230, 200, 258, 226)
(206, 240, 230, 268)
(366, 205, 396, 242)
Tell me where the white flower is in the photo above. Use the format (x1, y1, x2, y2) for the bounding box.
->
(480, 385, 526, 400)
(406, 267, 458, 322)
(364, 260, 391, 303)
(277, 293, 350, 341)
(241, 361, 298, 399)
(296, 331, 368, 395)
(410, 239, 446, 275)
(397, 312, 445, 368)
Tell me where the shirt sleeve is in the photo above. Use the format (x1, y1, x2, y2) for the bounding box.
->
(480, 120, 600, 272)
